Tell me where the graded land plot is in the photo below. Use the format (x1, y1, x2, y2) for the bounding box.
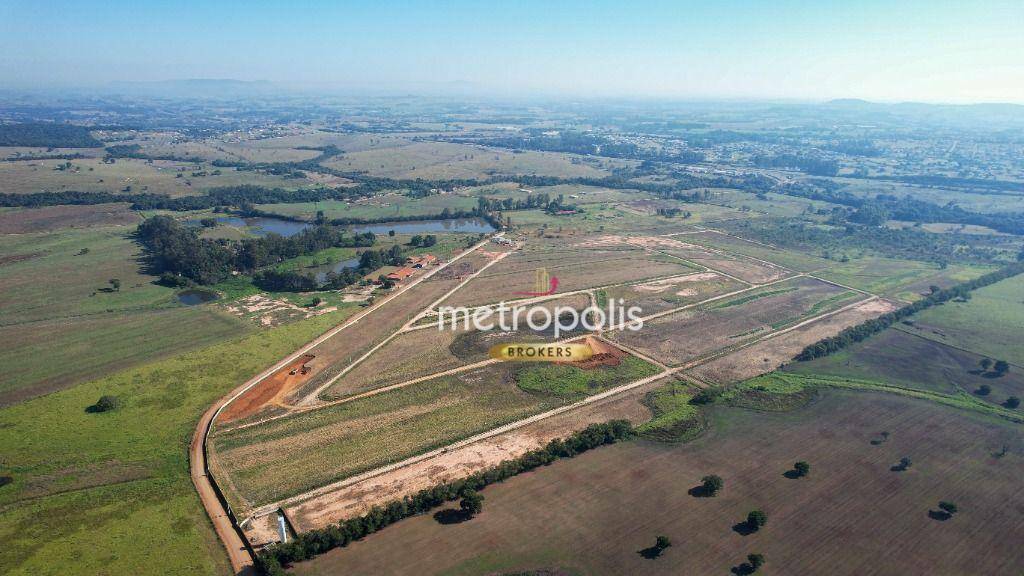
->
(253, 272, 465, 408)
(283, 372, 674, 532)
(0, 156, 305, 196)
(607, 277, 855, 366)
(582, 233, 793, 284)
(0, 203, 140, 234)
(323, 294, 591, 398)
(213, 349, 658, 515)
(896, 273, 1024, 367)
(440, 247, 693, 308)
(322, 140, 616, 180)
(784, 327, 1024, 406)
(601, 271, 747, 315)
(0, 307, 249, 407)
(681, 229, 833, 272)
(292, 390, 1024, 576)
(689, 298, 897, 386)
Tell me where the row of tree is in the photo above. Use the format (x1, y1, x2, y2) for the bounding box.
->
(795, 261, 1024, 360)
(254, 420, 635, 575)
(137, 216, 377, 286)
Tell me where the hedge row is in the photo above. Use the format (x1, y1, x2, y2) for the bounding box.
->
(796, 261, 1024, 361)
(255, 420, 634, 574)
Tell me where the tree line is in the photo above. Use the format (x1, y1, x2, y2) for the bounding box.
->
(795, 261, 1024, 360)
(136, 216, 377, 287)
(254, 420, 635, 575)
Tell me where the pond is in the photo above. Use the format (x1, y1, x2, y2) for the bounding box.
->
(350, 218, 496, 235)
(190, 216, 495, 238)
(314, 257, 361, 284)
(177, 289, 219, 305)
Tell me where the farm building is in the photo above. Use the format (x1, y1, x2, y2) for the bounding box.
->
(386, 267, 415, 282)
(407, 254, 438, 268)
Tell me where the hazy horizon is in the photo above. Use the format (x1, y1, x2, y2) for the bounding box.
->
(2, 0, 1022, 104)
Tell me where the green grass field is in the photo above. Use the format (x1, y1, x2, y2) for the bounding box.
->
(0, 307, 357, 576)
(0, 225, 255, 404)
(899, 273, 1024, 366)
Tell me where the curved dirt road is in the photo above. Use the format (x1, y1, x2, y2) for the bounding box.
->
(190, 235, 499, 573)
(191, 400, 257, 575)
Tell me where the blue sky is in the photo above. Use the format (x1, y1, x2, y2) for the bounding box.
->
(1, 0, 1021, 102)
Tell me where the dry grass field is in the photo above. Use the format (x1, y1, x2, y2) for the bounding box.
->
(326, 294, 590, 397)
(0, 155, 304, 196)
(291, 390, 1024, 576)
(323, 140, 618, 180)
(602, 271, 746, 315)
(439, 245, 694, 308)
(607, 277, 854, 366)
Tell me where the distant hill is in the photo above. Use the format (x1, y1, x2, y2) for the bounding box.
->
(107, 79, 277, 98)
(822, 98, 1024, 128)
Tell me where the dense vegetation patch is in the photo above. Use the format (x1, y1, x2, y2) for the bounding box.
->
(136, 215, 379, 288)
(514, 356, 661, 400)
(0, 123, 102, 148)
(637, 383, 705, 442)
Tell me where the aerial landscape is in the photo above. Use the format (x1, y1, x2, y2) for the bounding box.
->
(1, 2, 1022, 575)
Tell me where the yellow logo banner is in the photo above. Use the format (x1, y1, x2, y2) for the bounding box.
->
(488, 342, 594, 362)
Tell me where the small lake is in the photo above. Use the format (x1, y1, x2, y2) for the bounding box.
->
(350, 218, 495, 235)
(314, 257, 361, 284)
(177, 289, 219, 305)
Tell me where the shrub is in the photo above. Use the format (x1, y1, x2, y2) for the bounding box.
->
(701, 474, 724, 496)
(746, 510, 767, 531)
(87, 395, 120, 413)
(793, 461, 810, 477)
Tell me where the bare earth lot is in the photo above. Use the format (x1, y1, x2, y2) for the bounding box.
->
(292, 390, 1024, 576)
(608, 276, 852, 366)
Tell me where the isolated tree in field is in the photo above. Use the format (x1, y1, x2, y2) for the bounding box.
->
(938, 501, 958, 515)
(459, 490, 484, 518)
(980, 358, 993, 372)
(109, 278, 120, 292)
(1005, 396, 1020, 409)
(701, 475, 724, 496)
(746, 510, 767, 531)
(655, 535, 672, 550)
(748, 553, 766, 571)
(87, 395, 120, 413)
(994, 360, 1010, 375)
(793, 461, 811, 477)
(388, 229, 395, 237)
(977, 384, 992, 396)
